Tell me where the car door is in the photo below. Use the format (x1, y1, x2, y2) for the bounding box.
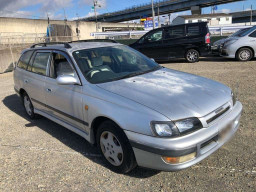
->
(44, 50, 88, 133)
(162, 25, 187, 59)
(248, 30, 256, 56)
(24, 50, 51, 112)
(135, 29, 164, 60)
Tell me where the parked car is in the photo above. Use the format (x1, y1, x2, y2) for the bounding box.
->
(130, 22, 211, 63)
(14, 41, 242, 173)
(211, 27, 251, 55)
(220, 25, 256, 61)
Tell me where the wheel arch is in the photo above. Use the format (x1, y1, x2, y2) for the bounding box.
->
(19, 88, 26, 97)
(236, 46, 255, 58)
(90, 116, 124, 145)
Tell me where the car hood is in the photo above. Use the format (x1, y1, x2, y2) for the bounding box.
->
(97, 68, 231, 120)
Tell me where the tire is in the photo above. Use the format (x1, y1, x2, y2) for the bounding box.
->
(96, 121, 137, 173)
(185, 49, 199, 63)
(236, 48, 253, 61)
(22, 92, 36, 119)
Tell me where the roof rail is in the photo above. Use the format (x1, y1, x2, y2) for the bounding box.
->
(70, 39, 118, 43)
(30, 42, 72, 49)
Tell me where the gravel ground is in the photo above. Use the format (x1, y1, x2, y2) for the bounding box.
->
(0, 57, 255, 192)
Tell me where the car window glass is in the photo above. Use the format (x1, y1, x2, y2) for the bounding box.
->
(32, 52, 50, 76)
(186, 25, 200, 36)
(164, 26, 185, 39)
(249, 30, 256, 38)
(239, 26, 256, 37)
(144, 30, 163, 43)
(50, 53, 75, 78)
(73, 45, 160, 84)
(17, 51, 33, 70)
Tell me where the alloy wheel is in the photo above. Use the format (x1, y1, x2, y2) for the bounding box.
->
(100, 131, 124, 166)
(239, 50, 251, 61)
(186, 50, 199, 62)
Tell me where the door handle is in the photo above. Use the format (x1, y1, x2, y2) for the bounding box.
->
(46, 88, 52, 92)
(24, 79, 28, 84)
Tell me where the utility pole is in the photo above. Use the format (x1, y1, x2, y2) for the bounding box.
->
(158, 2, 160, 27)
(93, 0, 101, 32)
(63, 8, 67, 37)
(151, 0, 155, 29)
(250, 4, 253, 25)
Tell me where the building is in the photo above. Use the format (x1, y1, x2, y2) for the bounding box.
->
(172, 13, 232, 26)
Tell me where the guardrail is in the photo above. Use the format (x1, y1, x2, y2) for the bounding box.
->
(91, 25, 254, 37)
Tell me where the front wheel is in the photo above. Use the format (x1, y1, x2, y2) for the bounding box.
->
(96, 121, 137, 173)
(185, 49, 199, 63)
(236, 48, 253, 61)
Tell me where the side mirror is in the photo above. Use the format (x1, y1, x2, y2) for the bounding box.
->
(57, 75, 80, 85)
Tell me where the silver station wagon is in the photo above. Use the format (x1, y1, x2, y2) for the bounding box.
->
(14, 41, 243, 173)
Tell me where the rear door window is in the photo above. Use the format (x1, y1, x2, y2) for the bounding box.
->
(17, 51, 33, 70)
(31, 52, 51, 76)
(186, 25, 201, 36)
(164, 26, 185, 39)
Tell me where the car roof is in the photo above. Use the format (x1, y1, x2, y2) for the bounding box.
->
(23, 42, 123, 54)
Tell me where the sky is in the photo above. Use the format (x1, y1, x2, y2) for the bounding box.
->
(0, 0, 255, 21)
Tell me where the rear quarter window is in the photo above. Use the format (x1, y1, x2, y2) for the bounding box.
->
(17, 51, 33, 70)
(31, 52, 51, 76)
(164, 26, 185, 39)
(186, 25, 201, 36)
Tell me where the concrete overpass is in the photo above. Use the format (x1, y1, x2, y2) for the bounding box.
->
(232, 10, 256, 23)
(83, 0, 242, 22)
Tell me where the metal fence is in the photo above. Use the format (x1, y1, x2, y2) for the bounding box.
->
(91, 25, 254, 38)
(0, 35, 79, 73)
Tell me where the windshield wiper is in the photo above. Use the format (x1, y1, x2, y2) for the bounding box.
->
(115, 66, 162, 81)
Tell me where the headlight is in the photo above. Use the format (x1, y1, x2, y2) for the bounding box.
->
(151, 118, 203, 138)
(151, 122, 179, 137)
(174, 118, 203, 134)
(232, 91, 236, 106)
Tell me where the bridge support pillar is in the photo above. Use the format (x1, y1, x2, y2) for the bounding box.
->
(191, 6, 201, 15)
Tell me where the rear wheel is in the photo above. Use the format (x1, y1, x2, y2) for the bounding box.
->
(22, 92, 36, 119)
(236, 48, 253, 61)
(185, 49, 199, 63)
(96, 121, 137, 173)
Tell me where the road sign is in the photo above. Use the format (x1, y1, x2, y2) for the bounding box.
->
(213, 5, 218, 10)
(144, 20, 158, 29)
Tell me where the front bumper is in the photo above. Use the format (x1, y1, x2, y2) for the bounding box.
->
(125, 101, 243, 171)
(211, 45, 221, 55)
(220, 47, 236, 58)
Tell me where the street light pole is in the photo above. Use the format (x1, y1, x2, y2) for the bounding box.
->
(151, 0, 155, 29)
(94, 0, 98, 32)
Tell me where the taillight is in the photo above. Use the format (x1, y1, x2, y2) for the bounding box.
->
(205, 33, 210, 44)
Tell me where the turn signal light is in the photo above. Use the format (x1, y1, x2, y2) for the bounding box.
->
(162, 152, 196, 164)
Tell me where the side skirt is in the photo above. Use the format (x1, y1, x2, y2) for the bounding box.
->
(34, 109, 91, 143)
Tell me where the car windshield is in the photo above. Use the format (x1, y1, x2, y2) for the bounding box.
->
(237, 26, 256, 37)
(230, 27, 251, 37)
(73, 45, 161, 84)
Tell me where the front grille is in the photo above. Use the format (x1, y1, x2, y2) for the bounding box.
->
(206, 106, 230, 124)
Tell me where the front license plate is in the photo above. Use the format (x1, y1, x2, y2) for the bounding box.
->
(219, 124, 232, 141)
